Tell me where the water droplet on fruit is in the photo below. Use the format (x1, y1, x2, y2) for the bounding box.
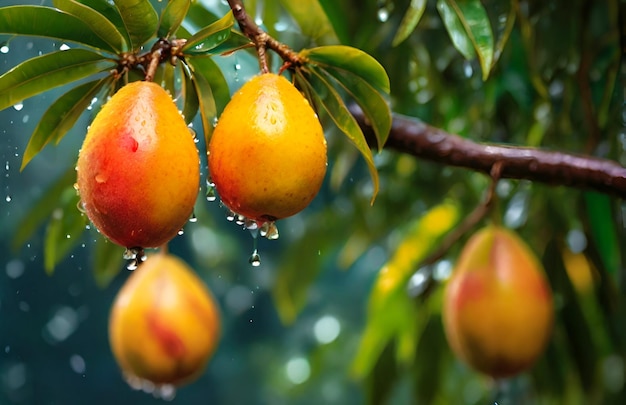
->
(235, 214, 245, 226)
(225, 210, 236, 222)
(95, 173, 107, 184)
(76, 200, 86, 214)
(260, 221, 279, 240)
(249, 249, 261, 267)
(244, 218, 258, 230)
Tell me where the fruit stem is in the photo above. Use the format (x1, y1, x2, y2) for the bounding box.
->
(227, 0, 308, 73)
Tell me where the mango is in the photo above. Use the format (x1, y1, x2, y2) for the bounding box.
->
(109, 253, 221, 386)
(76, 81, 200, 248)
(442, 226, 554, 378)
(208, 73, 327, 223)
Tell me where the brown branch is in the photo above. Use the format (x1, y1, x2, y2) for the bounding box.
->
(227, 0, 307, 72)
(352, 106, 626, 199)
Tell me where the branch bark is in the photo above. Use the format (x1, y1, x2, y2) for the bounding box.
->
(351, 106, 626, 199)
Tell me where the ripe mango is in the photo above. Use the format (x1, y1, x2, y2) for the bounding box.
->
(109, 253, 221, 386)
(208, 73, 327, 223)
(442, 226, 554, 378)
(76, 81, 200, 248)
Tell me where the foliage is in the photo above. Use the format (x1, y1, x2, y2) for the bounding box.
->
(0, 0, 624, 404)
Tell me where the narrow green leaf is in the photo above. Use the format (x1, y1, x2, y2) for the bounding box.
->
(322, 66, 392, 150)
(158, 0, 190, 39)
(44, 188, 87, 274)
(113, 0, 158, 50)
(584, 192, 620, 275)
(0, 5, 119, 53)
(182, 11, 234, 54)
(298, 68, 379, 203)
(187, 57, 230, 115)
(21, 77, 113, 170)
(181, 64, 200, 125)
(52, 0, 128, 53)
(392, 0, 427, 46)
(0, 49, 116, 112)
(93, 234, 125, 288)
(277, 0, 339, 45)
(301, 45, 390, 93)
(185, 57, 223, 144)
(437, 0, 494, 80)
(12, 167, 76, 251)
(352, 202, 460, 377)
(491, 0, 516, 68)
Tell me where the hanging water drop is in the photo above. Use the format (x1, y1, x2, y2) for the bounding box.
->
(225, 210, 236, 222)
(189, 211, 198, 223)
(244, 218, 258, 230)
(177, 228, 184, 235)
(126, 259, 139, 271)
(13, 103, 23, 111)
(249, 249, 261, 267)
(235, 214, 245, 226)
(264, 221, 279, 240)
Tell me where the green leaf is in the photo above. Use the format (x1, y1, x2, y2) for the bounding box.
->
(179, 1, 219, 34)
(21, 77, 113, 170)
(93, 234, 125, 288)
(351, 202, 460, 377)
(322, 66, 391, 150)
(436, 0, 494, 80)
(0, 5, 119, 53)
(182, 11, 234, 54)
(158, 0, 190, 39)
(181, 64, 200, 125)
(392, 0, 428, 46)
(113, 0, 158, 50)
(297, 68, 379, 203)
(12, 167, 76, 251)
(185, 56, 231, 143)
(52, 0, 128, 53)
(584, 192, 620, 276)
(301, 45, 390, 94)
(44, 187, 87, 274)
(277, 0, 339, 45)
(0, 49, 116, 112)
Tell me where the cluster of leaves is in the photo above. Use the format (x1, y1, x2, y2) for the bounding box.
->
(0, 0, 391, 282)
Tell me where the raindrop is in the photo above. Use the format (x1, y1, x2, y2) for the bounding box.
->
(206, 187, 217, 202)
(5, 195, 11, 202)
(188, 127, 199, 143)
(260, 221, 279, 240)
(249, 249, 261, 267)
(225, 210, 236, 222)
(234, 63, 242, 70)
(155, 384, 176, 401)
(177, 228, 184, 235)
(377, 8, 390, 22)
(244, 218, 258, 230)
(0, 43, 9, 54)
(189, 211, 198, 223)
(235, 214, 245, 226)
(59, 43, 71, 51)
(123, 247, 146, 270)
(13, 103, 23, 111)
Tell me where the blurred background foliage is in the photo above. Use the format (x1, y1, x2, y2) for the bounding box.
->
(0, 0, 625, 404)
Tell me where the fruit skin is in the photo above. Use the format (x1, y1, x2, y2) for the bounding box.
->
(208, 73, 327, 222)
(76, 81, 200, 248)
(109, 253, 220, 386)
(442, 226, 554, 379)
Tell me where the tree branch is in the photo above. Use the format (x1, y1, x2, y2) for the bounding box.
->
(351, 106, 626, 199)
